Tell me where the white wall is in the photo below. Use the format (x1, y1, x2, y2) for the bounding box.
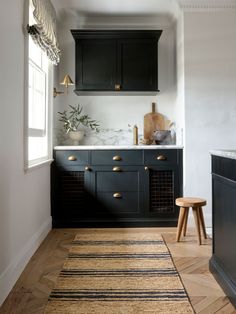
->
(0, 0, 51, 305)
(55, 15, 179, 144)
(183, 10, 236, 227)
(174, 11, 185, 146)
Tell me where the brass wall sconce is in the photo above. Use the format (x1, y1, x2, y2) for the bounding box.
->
(53, 74, 74, 98)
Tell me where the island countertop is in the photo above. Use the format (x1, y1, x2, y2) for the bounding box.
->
(210, 149, 236, 160)
(54, 145, 183, 150)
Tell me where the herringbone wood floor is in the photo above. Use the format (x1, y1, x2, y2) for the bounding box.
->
(0, 228, 236, 314)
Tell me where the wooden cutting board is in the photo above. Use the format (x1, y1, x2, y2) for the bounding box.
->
(144, 102, 165, 140)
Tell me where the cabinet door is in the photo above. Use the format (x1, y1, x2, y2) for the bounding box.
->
(51, 165, 94, 223)
(90, 166, 144, 218)
(143, 166, 180, 219)
(117, 39, 157, 91)
(75, 39, 117, 91)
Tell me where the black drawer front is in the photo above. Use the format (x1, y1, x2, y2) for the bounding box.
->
(96, 192, 139, 215)
(55, 151, 89, 165)
(212, 156, 236, 182)
(96, 172, 139, 192)
(91, 150, 143, 165)
(144, 150, 177, 165)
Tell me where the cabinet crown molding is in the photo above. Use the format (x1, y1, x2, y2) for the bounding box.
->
(178, 0, 236, 10)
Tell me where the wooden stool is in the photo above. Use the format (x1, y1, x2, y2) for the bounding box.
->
(176, 197, 207, 245)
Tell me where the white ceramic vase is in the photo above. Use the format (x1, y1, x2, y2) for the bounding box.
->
(69, 130, 85, 145)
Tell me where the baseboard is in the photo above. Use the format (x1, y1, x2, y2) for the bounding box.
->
(206, 227, 212, 238)
(0, 216, 52, 306)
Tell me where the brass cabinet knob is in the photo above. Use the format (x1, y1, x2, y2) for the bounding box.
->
(144, 166, 149, 171)
(113, 166, 122, 172)
(113, 155, 122, 161)
(157, 155, 167, 161)
(113, 192, 122, 199)
(85, 166, 91, 171)
(68, 155, 77, 161)
(115, 84, 121, 91)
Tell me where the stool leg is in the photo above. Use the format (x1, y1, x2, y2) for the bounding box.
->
(199, 207, 207, 239)
(176, 207, 186, 242)
(183, 207, 189, 237)
(192, 207, 202, 245)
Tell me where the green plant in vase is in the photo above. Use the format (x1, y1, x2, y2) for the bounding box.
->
(58, 105, 100, 145)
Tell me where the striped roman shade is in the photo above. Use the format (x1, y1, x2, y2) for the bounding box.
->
(27, 0, 60, 64)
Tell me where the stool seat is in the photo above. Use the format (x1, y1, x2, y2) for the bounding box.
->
(175, 197, 207, 245)
(176, 197, 206, 208)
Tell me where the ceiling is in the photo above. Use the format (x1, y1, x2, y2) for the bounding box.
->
(51, 0, 179, 17)
(51, 0, 236, 25)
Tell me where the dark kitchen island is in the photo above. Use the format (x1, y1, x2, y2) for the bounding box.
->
(210, 150, 236, 308)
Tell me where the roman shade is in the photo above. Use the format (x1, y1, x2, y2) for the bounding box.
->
(27, 0, 60, 64)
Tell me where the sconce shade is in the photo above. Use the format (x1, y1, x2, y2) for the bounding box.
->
(54, 74, 74, 97)
(60, 74, 74, 88)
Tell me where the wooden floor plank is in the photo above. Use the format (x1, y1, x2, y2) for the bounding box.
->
(0, 228, 235, 313)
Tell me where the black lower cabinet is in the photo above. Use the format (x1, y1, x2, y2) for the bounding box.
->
(51, 149, 183, 227)
(210, 156, 236, 308)
(51, 165, 93, 223)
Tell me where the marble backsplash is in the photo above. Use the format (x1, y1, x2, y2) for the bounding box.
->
(54, 126, 179, 146)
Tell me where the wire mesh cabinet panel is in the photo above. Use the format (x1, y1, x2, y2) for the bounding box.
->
(143, 149, 183, 224)
(57, 170, 90, 215)
(143, 166, 180, 222)
(150, 169, 175, 214)
(51, 164, 94, 227)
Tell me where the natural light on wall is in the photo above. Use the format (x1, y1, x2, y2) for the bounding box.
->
(25, 0, 59, 169)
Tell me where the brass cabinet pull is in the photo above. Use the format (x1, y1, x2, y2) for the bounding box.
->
(115, 84, 121, 91)
(85, 166, 91, 171)
(113, 166, 122, 172)
(113, 155, 122, 161)
(68, 155, 77, 161)
(144, 166, 149, 171)
(157, 155, 167, 161)
(113, 192, 122, 199)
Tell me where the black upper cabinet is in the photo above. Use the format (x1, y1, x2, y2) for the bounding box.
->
(71, 30, 162, 93)
(117, 39, 157, 91)
(76, 39, 117, 91)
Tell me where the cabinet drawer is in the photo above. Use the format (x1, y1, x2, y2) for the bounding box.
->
(96, 172, 139, 192)
(97, 192, 139, 214)
(55, 151, 89, 165)
(144, 150, 177, 165)
(91, 150, 143, 165)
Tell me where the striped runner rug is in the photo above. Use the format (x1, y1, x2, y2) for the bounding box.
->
(44, 231, 194, 313)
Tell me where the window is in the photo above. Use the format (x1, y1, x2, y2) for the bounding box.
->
(25, 1, 53, 169)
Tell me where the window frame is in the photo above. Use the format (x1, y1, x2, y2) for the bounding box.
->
(24, 0, 53, 171)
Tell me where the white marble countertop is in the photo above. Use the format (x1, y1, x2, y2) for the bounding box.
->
(54, 145, 183, 150)
(210, 149, 236, 160)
